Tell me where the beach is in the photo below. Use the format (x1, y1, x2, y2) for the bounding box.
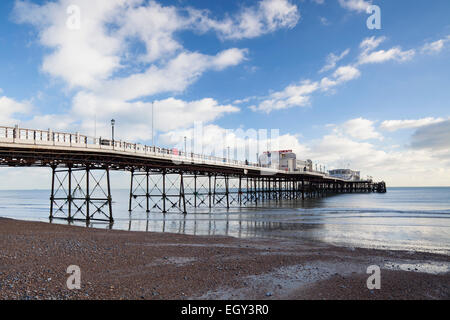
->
(1, 0, 450, 304)
(0, 217, 448, 300)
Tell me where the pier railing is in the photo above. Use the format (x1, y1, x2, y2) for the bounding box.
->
(0, 125, 329, 176)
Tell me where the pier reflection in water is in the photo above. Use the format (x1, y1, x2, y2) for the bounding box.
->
(85, 203, 326, 241)
(123, 211, 322, 239)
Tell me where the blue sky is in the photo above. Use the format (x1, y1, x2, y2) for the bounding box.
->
(0, 0, 450, 187)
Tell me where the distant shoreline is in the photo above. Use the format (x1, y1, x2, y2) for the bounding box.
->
(0, 217, 448, 300)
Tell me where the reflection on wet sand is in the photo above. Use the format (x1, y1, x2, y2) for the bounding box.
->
(80, 204, 326, 241)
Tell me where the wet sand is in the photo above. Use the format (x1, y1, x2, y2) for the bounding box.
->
(0, 217, 449, 300)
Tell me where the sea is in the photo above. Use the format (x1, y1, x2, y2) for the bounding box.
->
(0, 187, 449, 255)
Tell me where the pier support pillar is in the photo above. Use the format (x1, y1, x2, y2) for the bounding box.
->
(49, 165, 113, 222)
(128, 169, 187, 214)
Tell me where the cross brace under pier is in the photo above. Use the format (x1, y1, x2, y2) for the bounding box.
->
(127, 171, 386, 215)
(48, 166, 385, 221)
(49, 165, 113, 222)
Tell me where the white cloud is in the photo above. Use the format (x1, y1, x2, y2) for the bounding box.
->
(305, 119, 450, 186)
(114, 0, 300, 63)
(14, 0, 129, 88)
(334, 65, 361, 81)
(212, 48, 249, 70)
(248, 36, 419, 114)
(4, 95, 238, 142)
(320, 65, 361, 91)
(249, 80, 319, 113)
(117, 1, 190, 63)
(319, 17, 330, 26)
(13, 0, 252, 90)
(22, 114, 79, 132)
(359, 35, 385, 53)
(259, 0, 300, 30)
(307, 132, 450, 185)
(338, 118, 382, 140)
(0, 95, 31, 125)
(357, 36, 415, 65)
(319, 49, 350, 73)
(194, 0, 300, 40)
(13, 0, 259, 139)
(158, 118, 450, 186)
(249, 62, 362, 113)
(338, 0, 372, 13)
(380, 117, 447, 132)
(421, 36, 450, 55)
(70, 96, 239, 140)
(358, 47, 415, 65)
(90, 48, 247, 102)
(233, 97, 255, 105)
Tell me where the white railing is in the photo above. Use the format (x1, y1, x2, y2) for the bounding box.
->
(0, 125, 261, 169)
(0, 125, 330, 176)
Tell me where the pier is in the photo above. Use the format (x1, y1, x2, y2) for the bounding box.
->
(0, 125, 386, 222)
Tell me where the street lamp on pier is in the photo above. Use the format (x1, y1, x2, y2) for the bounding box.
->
(111, 119, 115, 146)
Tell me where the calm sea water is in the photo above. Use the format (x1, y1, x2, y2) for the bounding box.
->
(0, 187, 449, 254)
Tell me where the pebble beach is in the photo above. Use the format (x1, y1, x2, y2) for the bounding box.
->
(0, 217, 448, 300)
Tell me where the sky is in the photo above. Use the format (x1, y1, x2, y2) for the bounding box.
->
(0, 0, 449, 189)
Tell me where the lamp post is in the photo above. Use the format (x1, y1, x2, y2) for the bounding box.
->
(184, 136, 187, 155)
(152, 101, 154, 146)
(111, 119, 115, 146)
